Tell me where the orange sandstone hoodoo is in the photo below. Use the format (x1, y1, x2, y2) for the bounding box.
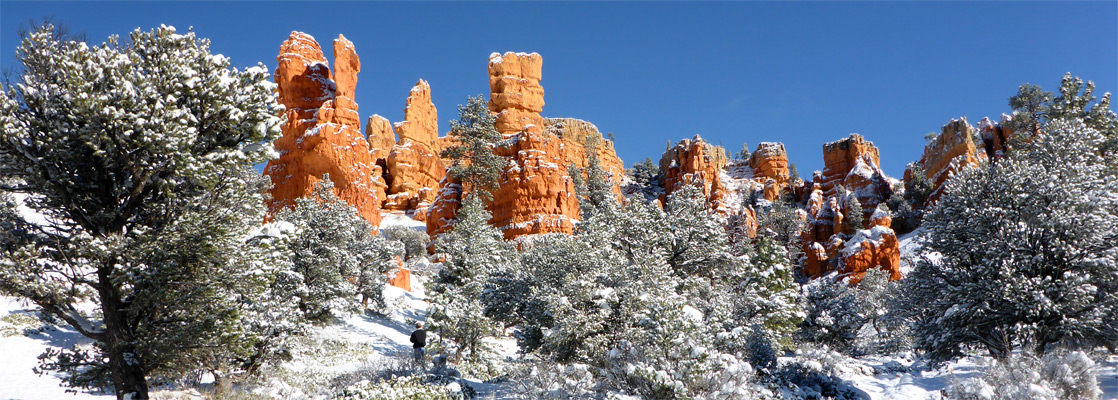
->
(264, 32, 384, 228)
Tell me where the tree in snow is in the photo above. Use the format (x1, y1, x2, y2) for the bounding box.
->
(755, 197, 807, 264)
(903, 116, 1118, 363)
(845, 196, 864, 233)
(628, 157, 661, 201)
(1007, 73, 1117, 157)
(428, 194, 516, 361)
(381, 226, 429, 262)
(440, 95, 505, 201)
(274, 179, 402, 321)
(0, 25, 283, 398)
(582, 133, 615, 219)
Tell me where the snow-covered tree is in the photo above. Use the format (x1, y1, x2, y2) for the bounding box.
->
(663, 184, 737, 284)
(904, 117, 1118, 363)
(381, 226, 430, 262)
(275, 179, 402, 321)
(428, 194, 516, 361)
(0, 25, 282, 398)
(440, 96, 505, 200)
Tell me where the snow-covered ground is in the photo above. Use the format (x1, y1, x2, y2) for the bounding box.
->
(3, 232, 1115, 399)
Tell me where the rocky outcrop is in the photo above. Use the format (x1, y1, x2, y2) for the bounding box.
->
(815, 134, 894, 223)
(659, 135, 730, 213)
(801, 135, 900, 283)
(265, 32, 383, 227)
(818, 134, 881, 196)
(750, 142, 790, 201)
(917, 118, 983, 205)
(366, 115, 396, 160)
(544, 118, 626, 198)
(978, 114, 1015, 162)
(490, 131, 581, 239)
(385, 81, 446, 220)
(486, 53, 580, 238)
(488, 52, 545, 136)
(428, 52, 580, 240)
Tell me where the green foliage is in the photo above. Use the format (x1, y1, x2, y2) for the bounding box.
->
(276, 179, 402, 322)
(1007, 73, 1118, 156)
(336, 375, 475, 400)
(440, 96, 505, 201)
(428, 194, 515, 361)
(904, 117, 1118, 364)
(739, 142, 752, 161)
(0, 24, 285, 396)
(845, 196, 864, 232)
(756, 197, 807, 264)
(382, 226, 430, 262)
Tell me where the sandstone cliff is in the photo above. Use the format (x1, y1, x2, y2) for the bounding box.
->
(544, 118, 626, 198)
(917, 117, 983, 205)
(659, 135, 730, 213)
(750, 142, 790, 201)
(264, 32, 383, 227)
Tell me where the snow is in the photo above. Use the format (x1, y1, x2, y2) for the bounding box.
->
(379, 211, 427, 232)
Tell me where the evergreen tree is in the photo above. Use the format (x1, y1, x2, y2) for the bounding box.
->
(274, 179, 402, 321)
(628, 157, 660, 200)
(845, 196, 864, 232)
(440, 96, 505, 201)
(1007, 73, 1117, 156)
(787, 162, 801, 183)
(903, 117, 1118, 363)
(0, 25, 283, 398)
(381, 226, 430, 262)
(756, 197, 807, 264)
(739, 142, 752, 161)
(428, 194, 517, 361)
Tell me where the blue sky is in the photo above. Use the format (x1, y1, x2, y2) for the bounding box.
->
(2, 2, 1115, 177)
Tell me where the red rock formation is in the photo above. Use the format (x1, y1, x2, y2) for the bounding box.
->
(918, 117, 983, 205)
(385, 80, 446, 221)
(659, 135, 730, 213)
(818, 134, 881, 196)
(543, 118, 626, 198)
(265, 32, 383, 227)
(490, 131, 581, 239)
(426, 177, 463, 238)
(428, 52, 581, 240)
(750, 142, 790, 201)
(486, 53, 580, 238)
(488, 52, 545, 136)
(978, 114, 1015, 162)
(366, 115, 396, 160)
(388, 267, 412, 292)
(800, 134, 900, 282)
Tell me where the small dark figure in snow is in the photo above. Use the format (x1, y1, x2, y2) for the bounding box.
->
(410, 321, 427, 368)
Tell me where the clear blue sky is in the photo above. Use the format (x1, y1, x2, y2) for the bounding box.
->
(2, 2, 1115, 178)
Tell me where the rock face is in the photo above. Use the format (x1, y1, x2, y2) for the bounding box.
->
(815, 134, 894, 223)
(750, 142, 790, 201)
(659, 135, 730, 213)
(978, 114, 1015, 162)
(486, 52, 580, 239)
(802, 134, 900, 283)
(265, 32, 383, 227)
(488, 52, 545, 136)
(490, 131, 581, 239)
(366, 115, 396, 160)
(428, 52, 580, 240)
(915, 118, 983, 205)
(384, 80, 446, 220)
(544, 118, 626, 198)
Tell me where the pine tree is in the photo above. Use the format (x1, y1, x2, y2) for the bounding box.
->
(428, 194, 516, 361)
(845, 196, 864, 232)
(788, 162, 801, 183)
(0, 25, 283, 398)
(903, 117, 1118, 363)
(440, 95, 505, 201)
(582, 133, 615, 219)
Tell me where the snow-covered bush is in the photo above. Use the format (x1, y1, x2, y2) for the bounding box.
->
(799, 273, 864, 353)
(382, 226, 430, 262)
(943, 350, 1102, 400)
(765, 345, 866, 400)
(904, 117, 1118, 363)
(275, 179, 403, 321)
(336, 374, 475, 400)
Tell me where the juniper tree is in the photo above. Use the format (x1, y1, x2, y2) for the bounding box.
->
(903, 117, 1118, 363)
(0, 25, 283, 398)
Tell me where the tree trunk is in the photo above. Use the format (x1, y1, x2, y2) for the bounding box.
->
(98, 268, 150, 400)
